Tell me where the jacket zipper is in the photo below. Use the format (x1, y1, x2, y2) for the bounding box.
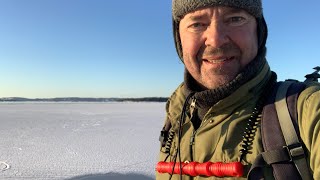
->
(189, 98, 197, 162)
(190, 130, 196, 162)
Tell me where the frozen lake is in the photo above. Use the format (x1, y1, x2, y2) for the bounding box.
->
(0, 102, 166, 180)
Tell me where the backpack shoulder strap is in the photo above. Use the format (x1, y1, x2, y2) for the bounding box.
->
(248, 81, 311, 180)
(273, 81, 312, 180)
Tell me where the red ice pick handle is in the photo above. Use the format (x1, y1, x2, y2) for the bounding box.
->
(156, 161, 244, 177)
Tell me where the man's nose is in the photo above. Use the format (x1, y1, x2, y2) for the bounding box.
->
(204, 22, 230, 48)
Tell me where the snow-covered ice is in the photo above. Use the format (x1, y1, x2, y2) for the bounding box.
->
(0, 102, 165, 180)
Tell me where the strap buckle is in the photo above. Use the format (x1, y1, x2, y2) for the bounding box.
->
(285, 143, 305, 162)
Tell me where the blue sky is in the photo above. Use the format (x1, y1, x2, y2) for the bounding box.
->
(0, 0, 319, 98)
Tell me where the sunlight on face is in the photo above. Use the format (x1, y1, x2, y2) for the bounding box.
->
(179, 6, 258, 90)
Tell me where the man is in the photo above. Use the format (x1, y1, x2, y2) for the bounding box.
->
(156, 0, 320, 179)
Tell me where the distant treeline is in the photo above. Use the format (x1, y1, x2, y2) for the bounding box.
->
(0, 97, 168, 102)
(114, 97, 168, 102)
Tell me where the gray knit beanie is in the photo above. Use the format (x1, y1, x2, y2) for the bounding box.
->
(172, 0, 267, 61)
(172, 0, 262, 21)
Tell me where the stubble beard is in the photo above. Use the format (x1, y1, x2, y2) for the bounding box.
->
(184, 55, 239, 90)
(196, 42, 242, 89)
(186, 43, 242, 90)
(200, 64, 238, 89)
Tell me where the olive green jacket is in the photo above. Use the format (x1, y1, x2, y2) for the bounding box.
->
(156, 63, 320, 179)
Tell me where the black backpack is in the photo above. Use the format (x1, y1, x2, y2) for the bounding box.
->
(248, 80, 313, 180)
(249, 67, 320, 179)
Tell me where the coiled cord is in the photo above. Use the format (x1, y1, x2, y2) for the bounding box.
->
(239, 73, 277, 162)
(164, 130, 175, 154)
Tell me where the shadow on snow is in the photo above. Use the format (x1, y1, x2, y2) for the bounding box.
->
(66, 172, 154, 180)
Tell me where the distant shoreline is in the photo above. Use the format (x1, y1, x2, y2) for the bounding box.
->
(0, 97, 168, 102)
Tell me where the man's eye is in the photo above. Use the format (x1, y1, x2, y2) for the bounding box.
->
(231, 17, 245, 22)
(227, 16, 247, 26)
(188, 23, 207, 32)
(191, 23, 206, 28)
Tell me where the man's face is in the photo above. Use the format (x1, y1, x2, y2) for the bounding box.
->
(179, 6, 258, 90)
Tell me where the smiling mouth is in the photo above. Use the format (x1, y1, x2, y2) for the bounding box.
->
(203, 56, 235, 64)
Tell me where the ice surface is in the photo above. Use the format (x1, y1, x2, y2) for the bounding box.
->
(0, 102, 165, 180)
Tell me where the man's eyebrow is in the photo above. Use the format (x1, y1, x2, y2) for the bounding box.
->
(225, 8, 246, 14)
(188, 14, 206, 21)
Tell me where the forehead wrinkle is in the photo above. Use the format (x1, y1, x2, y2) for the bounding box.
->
(225, 8, 245, 14)
(186, 11, 209, 22)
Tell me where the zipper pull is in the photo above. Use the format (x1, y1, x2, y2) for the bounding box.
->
(190, 98, 197, 116)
